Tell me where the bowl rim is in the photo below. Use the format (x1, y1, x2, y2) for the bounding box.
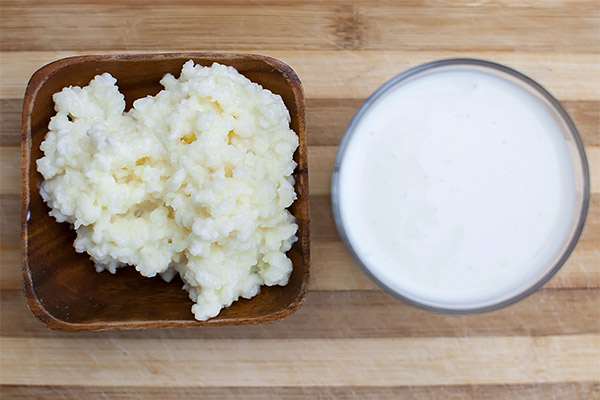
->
(331, 58, 590, 315)
(21, 52, 310, 331)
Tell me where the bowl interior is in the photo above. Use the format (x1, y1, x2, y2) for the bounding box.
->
(23, 53, 309, 330)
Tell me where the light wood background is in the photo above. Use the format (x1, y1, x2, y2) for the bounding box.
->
(1, 1, 599, 398)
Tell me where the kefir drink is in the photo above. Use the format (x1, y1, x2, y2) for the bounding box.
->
(333, 60, 588, 311)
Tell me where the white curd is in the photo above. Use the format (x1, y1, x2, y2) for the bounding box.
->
(37, 61, 299, 320)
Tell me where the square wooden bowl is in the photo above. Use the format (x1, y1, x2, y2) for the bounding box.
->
(21, 53, 310, 331)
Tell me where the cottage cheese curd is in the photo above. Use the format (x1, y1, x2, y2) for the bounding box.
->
(36, 61, 299, 320)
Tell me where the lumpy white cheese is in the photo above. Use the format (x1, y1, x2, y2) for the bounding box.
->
(337, 68, 576, 310)
(37, 61, 299, 320)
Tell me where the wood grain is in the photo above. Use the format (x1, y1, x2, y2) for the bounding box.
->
(2, 289, 599, 339)
(0, 147, 19, 195)
(1, 0, 599, 397)
(1, 383, 598, 400)
(2, 335, 598, 386)
(0, 99, 22, 146)
(1, 2, 597, 52)
(2, 51, 599, 100)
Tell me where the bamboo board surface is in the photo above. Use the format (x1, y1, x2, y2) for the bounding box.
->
(1, 1, 599, 398)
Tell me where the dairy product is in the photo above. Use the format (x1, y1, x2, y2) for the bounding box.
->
(36, 61, 299, 320)
(336, 66, 576, 310)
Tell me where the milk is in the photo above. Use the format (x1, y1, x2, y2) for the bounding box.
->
(335, 67, 576, 310)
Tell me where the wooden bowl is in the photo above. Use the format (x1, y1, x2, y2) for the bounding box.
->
(21, 53, 310, 331)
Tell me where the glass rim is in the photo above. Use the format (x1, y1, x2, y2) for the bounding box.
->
(331, 58, 590, 314)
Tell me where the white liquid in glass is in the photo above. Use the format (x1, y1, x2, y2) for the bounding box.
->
(337, 69, 576, 309)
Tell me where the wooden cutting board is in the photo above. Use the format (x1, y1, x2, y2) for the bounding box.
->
(1, 1, 598, 398)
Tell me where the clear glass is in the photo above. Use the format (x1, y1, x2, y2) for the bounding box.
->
(331, 59, 590, 314)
